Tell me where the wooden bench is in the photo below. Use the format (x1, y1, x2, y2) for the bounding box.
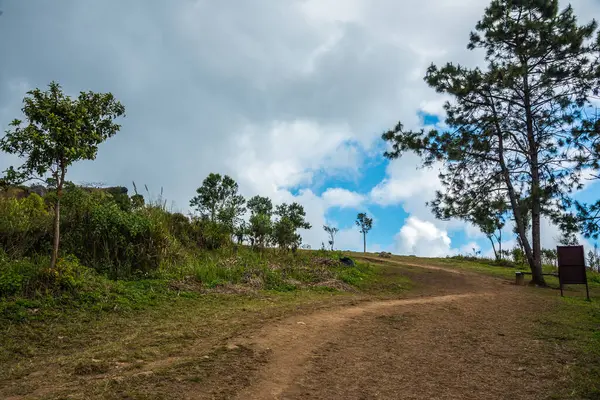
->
(515, 271, 558, 285)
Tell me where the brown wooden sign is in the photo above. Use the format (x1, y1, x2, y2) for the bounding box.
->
(557, 245, 590, 300)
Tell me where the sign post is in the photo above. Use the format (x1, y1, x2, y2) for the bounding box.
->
(557, 245, 590, 301)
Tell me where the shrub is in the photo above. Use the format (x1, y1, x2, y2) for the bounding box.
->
(58, 186, 177, 278)
(0, 194, 52, 257)
(0, 253, 90, 298)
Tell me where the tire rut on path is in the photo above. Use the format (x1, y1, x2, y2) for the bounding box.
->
(222, 262, 563, 400)
(232, 293, 491, 400)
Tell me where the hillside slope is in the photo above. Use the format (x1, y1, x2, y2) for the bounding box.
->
(1, 255, 598, 400)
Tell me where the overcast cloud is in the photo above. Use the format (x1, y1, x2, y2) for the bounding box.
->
(0, 0, 598, 254)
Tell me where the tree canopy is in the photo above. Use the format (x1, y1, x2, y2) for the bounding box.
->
(383, 0, 600, 285)
(190, 173, 246, 230)
(273, 203, 311, 251)
(355, 213, 373, 253)
(0, 81, 125, 268)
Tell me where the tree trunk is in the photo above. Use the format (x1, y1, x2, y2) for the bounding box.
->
(50, 184, 62, 269)
(490, 93, 540, 282)
(523, 69, 546, 287)
(363, 232, 366, 253)
(530, 173, 545, 285)
(499, 229, 502, 259)
(496, 126, 535, 272)
(488, 235, 498, 261)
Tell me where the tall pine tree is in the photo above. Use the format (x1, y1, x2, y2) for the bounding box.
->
(383, 0, 600, 285)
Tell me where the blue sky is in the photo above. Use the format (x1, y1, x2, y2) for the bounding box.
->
(0, 0, 599, 256)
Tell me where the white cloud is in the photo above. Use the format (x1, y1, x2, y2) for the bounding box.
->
(458, 241, 481, 256)
(370, 154, 442, 208)
(393, 217, 454, 257)
(1, 0, 598, 256)
(322, 188, 365, 209)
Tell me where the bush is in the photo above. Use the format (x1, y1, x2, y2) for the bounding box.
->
(59, 186, 176, 278)
(195, 220, 231, 250)
(0, 194, 52, 257)
(0, 253, 90, 298)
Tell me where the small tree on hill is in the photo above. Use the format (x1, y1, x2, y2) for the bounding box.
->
(355, 213, 373, 253)
(273, 203, 311, 251)
(587, 244, 600, 272)
(0, 81, 125, 269)
(247, 195, 274, 248)
(432, 192, 508, 261)
(190, 173, 245, 235)
(323, 225, 339, 251)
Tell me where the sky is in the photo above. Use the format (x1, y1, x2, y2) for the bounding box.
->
(0, 0, 599, 256)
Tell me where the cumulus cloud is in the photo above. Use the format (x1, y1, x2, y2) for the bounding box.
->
(394, 217, 454, 257)
(1, 0, 598, 252)
(322, 188, 366, 209)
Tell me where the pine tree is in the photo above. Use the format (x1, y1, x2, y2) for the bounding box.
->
(383, 0, 600, 286)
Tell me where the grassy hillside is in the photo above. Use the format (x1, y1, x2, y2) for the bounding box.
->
(2, 249, 599, 398)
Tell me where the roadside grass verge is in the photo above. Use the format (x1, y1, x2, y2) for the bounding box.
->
(371, 251, 600, 399)
(535, 295, 600, 399)
(0, 249, 379, 324)
(384, 253, 600, 292)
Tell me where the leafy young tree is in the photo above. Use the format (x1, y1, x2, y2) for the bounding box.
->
(247, 195, 274, 248)
(433, 192, 508, 261)
(190, 173, 245, 234)
(355, 213, 373, 253)
(472, 201, 507, 261)
(0, 81, 125, 269)
(247, 195, 273, 216)
(323, 225, 339, 251)
(273, 203, 311, 251)
(382, 0, 600, 286)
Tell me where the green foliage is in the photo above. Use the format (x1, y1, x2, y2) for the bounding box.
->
(273, 203, 311, 251)
(195, 219, 232, 250)
(190, 173, 245, 229)
(355, 213, 373, 234)
(57, 185, 176, 278)
(588, 244, 600, 272)
(337, 263, 371, 286)
(272, 218, 299, 251)
(542, 248, 558, 267)
(247, 195, 273, 216)
(511, 247, 527, 266)
(0, 81, 125, 269)
(0, 194, 52, 257)
(355, 213, 373, 252)
(382, 0, 600, 285)
(0, 82, 125, 186)
(0, 253, 89, 298)
(247, 196, 274, 248)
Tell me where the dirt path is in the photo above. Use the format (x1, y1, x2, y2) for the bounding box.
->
(2, 260, 568, 399)
(210, 262, 564, 400)
(232, 293, 491, 400)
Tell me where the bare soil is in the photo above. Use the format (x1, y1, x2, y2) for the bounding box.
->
(2, 259, 573, 399)
(227, 261, 563, 400)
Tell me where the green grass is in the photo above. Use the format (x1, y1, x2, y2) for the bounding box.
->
(0, 251, 414, 398)
(536, 296, 600, 399)
(387, 254, 600, 290)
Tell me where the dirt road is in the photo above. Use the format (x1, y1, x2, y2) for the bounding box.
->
(208, 261, 564, 400)
(3, 260, 570, 400)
